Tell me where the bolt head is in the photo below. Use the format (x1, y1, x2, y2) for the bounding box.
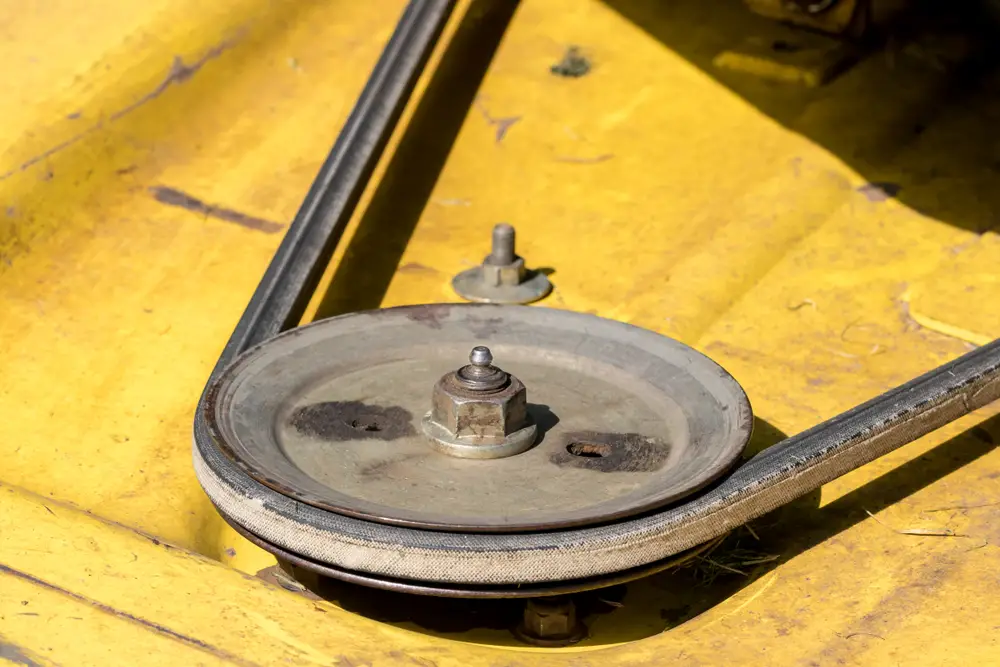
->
(429, 374, 528, 445)
(481, 256, 526, 287)
(522, 599, 578, 639)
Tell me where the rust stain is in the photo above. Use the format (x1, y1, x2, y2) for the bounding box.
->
(0, 563, 260, 667)
(0, 36, 241, 182)
(549, 431, 670, 472)
(289, 401, 416, 442)
(150, 186, 284, 234)
(404, 304, 453, 330)
(467, 315, 504, 338)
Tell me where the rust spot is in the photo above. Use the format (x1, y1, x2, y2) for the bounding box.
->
(290, 401, 415, 441)
(549, 431, 669, 472)
(150, 185, 284, 234)
(405, 304, 453, 330)
(468, 316, 504, 338)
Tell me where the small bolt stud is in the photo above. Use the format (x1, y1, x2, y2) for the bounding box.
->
(489, 223, 516, 265)
(469, 346, 493, 367)
(451, 223, 552, 304)
(456, 346, 506, 391)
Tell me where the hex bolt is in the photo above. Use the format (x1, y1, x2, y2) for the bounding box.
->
(513, 597, 587, 647)
(421, 346, 537, 459)
(488, 223, 516, 265)
(451, 223, 552, 304)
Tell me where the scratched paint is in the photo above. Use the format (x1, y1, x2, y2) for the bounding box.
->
(150, 186, 284, 233)
(0, 40, 241, 183)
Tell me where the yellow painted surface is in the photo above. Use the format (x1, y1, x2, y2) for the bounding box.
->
(2, 0, 1000, 665)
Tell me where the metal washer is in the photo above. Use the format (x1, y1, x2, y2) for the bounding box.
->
(451, 266, 553, 304)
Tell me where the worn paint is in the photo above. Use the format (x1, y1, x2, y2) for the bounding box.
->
(2, 0, 1000, 664)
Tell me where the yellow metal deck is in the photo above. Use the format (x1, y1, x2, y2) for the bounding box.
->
(2, 1, 999, 664)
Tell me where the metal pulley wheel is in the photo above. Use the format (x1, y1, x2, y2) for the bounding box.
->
(196, 303, 753, 589)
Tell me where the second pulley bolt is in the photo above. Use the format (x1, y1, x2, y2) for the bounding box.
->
(452, 223, 552, 304)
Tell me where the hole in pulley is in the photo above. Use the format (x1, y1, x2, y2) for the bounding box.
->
(350, 418, 382, 433)
(567, 442, 612, 458)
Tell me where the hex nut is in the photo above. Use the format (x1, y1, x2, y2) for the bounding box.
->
(513, 598, 587, 647)
(429, 374, 528, 445)
(481, 256, 526, 287)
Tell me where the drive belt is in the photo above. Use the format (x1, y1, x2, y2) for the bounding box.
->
(192, 0, 1000, 587)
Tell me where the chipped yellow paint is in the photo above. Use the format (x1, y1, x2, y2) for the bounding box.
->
(2, 0, 1000, 664)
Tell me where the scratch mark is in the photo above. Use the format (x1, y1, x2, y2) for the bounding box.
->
(925, 500, 1000, 513)
(474, 99, 520, 143)
(109, 39, 238, 122)
(0, 36, 240, 182)
(787, 298, 816, 311)
(150, 186, 284, 234)
(553, 153, 614, 164)
(0, 563, 260, 667)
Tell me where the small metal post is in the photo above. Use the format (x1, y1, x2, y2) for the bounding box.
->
(489, 223, 516, 265)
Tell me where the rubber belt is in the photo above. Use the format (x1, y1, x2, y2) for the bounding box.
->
(192, 0, 1000, 585)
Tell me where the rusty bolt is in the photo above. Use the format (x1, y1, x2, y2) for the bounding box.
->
(480, 223, 527, 288)
(513, 597, 587, 647)
(451, 223, 552, 304)
(421, 346, 537, 459)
